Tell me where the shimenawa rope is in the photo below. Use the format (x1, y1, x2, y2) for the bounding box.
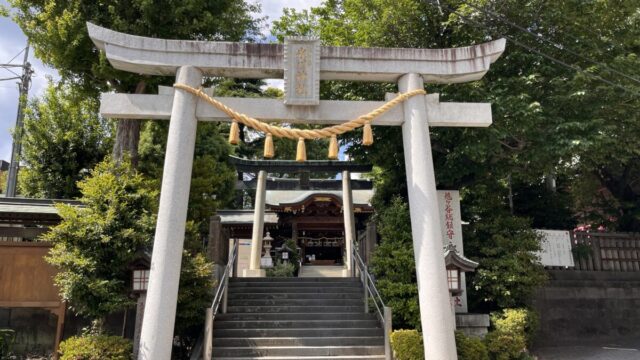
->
(173, 83, 426, 161)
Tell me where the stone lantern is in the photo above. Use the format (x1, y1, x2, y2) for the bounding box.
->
(260, 232, 274, 268)
(443, 242, 478, 296)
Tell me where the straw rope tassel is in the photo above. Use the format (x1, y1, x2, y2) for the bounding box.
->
(264, 133, 275, 158)
(296, 138, 307, 162)
(328, 135, 339, 160)
(229, 121, 240, 145)
(362, 121, 373, 146)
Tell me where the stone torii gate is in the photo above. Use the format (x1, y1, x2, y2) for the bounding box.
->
(87, 23, 504, 360)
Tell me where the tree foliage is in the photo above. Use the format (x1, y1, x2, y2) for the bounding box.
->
(369, 198, 420, 330)
(272, 0, 639, 314)
(8, 0, 261, 95)
(138, 120, 237, 234)
(44, 158, 157, 321)
(18, 82, 112, 199)
(8, 0, 262, 163)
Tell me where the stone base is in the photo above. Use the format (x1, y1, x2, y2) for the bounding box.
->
(342, 268, 355, 278)
(455, 313, 490, 338)
(242, 269, 266, 278)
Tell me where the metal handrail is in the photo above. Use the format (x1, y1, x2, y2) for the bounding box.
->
(353, 248, 393, 360)
(203, 239, 238, 360)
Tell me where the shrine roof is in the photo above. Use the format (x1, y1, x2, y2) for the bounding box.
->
(0, 198, 81, 216)
(217, 210, 279, 225)
(265, 190, 374, 208)
(0, 198, 82, 225)
(229, 156, 373, 174)
(443, 243, 479, 272)
(238, 178, 373, 191)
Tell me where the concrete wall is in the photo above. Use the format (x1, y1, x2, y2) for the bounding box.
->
(0, 308, 57, 355)
(533, 270, 640, 345)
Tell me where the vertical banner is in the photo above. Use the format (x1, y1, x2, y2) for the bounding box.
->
(437, 190, 468, 313)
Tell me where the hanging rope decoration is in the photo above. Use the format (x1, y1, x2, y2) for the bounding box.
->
(173, 83, 426, 161)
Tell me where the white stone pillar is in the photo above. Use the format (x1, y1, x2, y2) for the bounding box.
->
(398, 73, 458, 359)
(244, 169, 267, 277)
(138, 66, 202, 360)
(342, 170, 355, 277)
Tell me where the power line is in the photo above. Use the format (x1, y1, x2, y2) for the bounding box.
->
(0, 76, 22, 82)
(460, 1, 640, 85)
(423, 0, 638, 96)
(4, 47, 26, 65)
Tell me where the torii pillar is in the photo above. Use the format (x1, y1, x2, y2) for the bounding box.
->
(87, 22, 505, 360)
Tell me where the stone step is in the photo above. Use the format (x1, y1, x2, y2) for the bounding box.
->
(214, 319, 380, 329)
(213, 356, 385, 360)
(229, 282, 362, 288)
(226, 306, 364, 314)
(230, 277, 357, 283)
(213, 328, 384, 338)
(215, 313, 376, 322)
(229, 299, 364, 307)
(228, 287, 362, 294)
(228, 292, 362, 300)
(213, 336, 384, 347)
(213, 345, 385, 357)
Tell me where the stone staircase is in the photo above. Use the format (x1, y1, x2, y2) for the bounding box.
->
(211, 277, 385, 359)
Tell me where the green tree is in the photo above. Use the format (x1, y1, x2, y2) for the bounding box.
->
(9, 0, 261, 165)
(272, 0, 640, 311)
(18, 82, 112, 199)
(138, 121, 237, 234)
(369, 197, 420, 330)
(44, 158, 157, 325)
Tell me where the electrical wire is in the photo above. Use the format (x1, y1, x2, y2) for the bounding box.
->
(4, 47, 26, 65)
(422, 0, 639, 96)
(460, 1, 640, 85)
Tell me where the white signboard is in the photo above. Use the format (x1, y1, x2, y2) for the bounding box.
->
(234, 239, 253, 277)
(535, 230, 574, 267)
(437, 190, 468, 313)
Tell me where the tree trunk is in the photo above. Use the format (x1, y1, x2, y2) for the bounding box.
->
(112, 81, 146, 167)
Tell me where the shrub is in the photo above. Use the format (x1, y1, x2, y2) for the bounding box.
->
(491, 308, 538, 347)
(266, 261, 296, 277)
(390, 329, 423, 360)
(485, 308, 538, 360)
(456, 331, 489, 360)
(58, 335, 132, 360)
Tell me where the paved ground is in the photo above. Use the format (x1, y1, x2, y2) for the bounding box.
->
(298, 265, 346, 277)
(535, 338, 640, 360)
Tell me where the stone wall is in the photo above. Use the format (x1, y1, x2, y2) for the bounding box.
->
(533, 270, 640, 345)
(0, 308, 57, 356)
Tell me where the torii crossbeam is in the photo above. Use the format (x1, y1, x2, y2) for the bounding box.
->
(87, 23, 505, 360)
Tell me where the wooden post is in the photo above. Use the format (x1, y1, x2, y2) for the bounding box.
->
(592, 236, 602, 271)
(52, 303, 66, 360)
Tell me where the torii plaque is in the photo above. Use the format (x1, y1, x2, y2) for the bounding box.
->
(87, 23, 505, 360)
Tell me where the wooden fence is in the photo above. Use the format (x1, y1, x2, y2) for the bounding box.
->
(564, 232, 640, 272)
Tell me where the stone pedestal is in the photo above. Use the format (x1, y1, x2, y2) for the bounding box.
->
(455, 313, 490, 338)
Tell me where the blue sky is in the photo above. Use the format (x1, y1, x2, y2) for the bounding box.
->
(0, 0, 321, 162)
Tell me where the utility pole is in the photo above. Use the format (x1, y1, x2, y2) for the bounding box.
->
(3, 44, 33, 197)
